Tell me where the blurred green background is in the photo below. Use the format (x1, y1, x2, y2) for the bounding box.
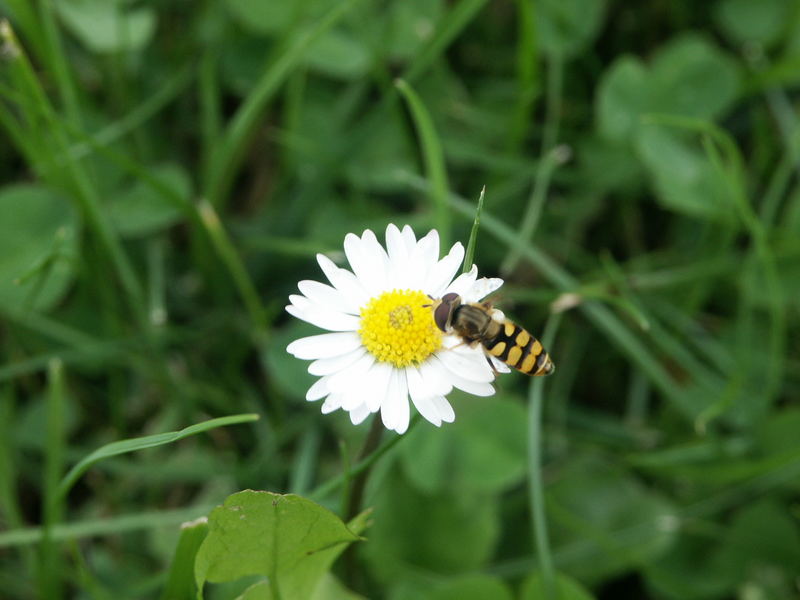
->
(2, 0, 800, 598)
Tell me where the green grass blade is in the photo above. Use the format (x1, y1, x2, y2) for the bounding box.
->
(463, 186, 486, 273)
(57, 414, 259, 500)
(396, 78, 451, 248)
(0, 505, 215, 548)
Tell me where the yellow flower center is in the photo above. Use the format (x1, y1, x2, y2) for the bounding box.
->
(358, 289, 442, 368)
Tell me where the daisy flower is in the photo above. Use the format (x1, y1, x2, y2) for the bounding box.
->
(285, 224, 508, 434)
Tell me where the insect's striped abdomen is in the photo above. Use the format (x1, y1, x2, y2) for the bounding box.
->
(485, 321, 554, 376)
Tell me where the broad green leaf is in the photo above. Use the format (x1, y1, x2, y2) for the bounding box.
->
(364, 468, 499, 581)
(536, 0, 606, 58)
(400, 395, 527, 494)
(635, 126, 732, 221)
(0, 184, 78, 313)
(160, 518, 209, 600)
(194, 491, 365, 600)
(648, 34, 740, 122)
(55, 0, 156, 53)
(546, 455, 678, 583)
(715, 0, 792, 47)
(58, 414, 259, 499)
(107, 164, 190, 238)
(596, 56, 649, 142)
(520, 571, 595, 600)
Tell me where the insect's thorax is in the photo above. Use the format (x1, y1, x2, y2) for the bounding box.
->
(452, 305, 501, 343)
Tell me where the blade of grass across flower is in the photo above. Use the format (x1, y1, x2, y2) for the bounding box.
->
(399, 172, 692, 417)
(463, 186, 486, 273)
(56, 414, 259, 500)
(396, 78, 451, 248)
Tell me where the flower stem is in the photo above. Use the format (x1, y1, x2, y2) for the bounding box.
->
(527, 313, 562, 599)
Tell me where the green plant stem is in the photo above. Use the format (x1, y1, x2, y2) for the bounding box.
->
(310, 416, 419, 502)
(344, 416, 386, 589)
(527, 314, 562, 600)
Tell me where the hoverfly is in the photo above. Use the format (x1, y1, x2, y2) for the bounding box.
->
(432, 292, 554, 376)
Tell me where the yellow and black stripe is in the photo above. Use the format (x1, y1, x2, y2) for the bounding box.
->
(484, 321, 554, 376)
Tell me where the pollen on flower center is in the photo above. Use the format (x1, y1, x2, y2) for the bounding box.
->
(359, 289, 442, 368)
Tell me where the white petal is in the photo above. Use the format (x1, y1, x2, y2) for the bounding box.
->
(432, 395, 455, 422)
(399, 230, 439, 292)
(360, 229, 391, 292)
(406, 366, 442, 426)
(385, 224, 411, 288)
(433, 356, 495, 396)
(349, 403, 371, 425)
(401, 225, 417, 253)
(426, 242, 465, 297)
(444, 265, 478, 298)
(381, 368, 408, 432)
(394, 396, 410, 434)
(308, 347, 366, 376)
(418, 229, 439, 265)
(490, 356, 512, 373)
(386, 224, 408, 264)
(298, 280, 360, 315)
(316, 254, 370, 308)
(344, 232, 384, 295)
(286, 301, 360, 332)
(463, 277, 504, 303)
(287, 332, 362, 360)
(418, 358, 454, 396)
(341, 385, 366, 410)
(306, 377, 329, 401)
(321, 393, 342, 414)
(452, 377, 495, 396)
(436, 347, 495, 382)
(364, 361, 394, 412)
(326, 352, 376, 393)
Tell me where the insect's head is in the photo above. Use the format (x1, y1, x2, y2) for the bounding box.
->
(432, 292, 462, 332)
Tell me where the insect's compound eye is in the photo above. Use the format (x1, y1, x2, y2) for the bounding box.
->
(433, 293, 461, 332)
